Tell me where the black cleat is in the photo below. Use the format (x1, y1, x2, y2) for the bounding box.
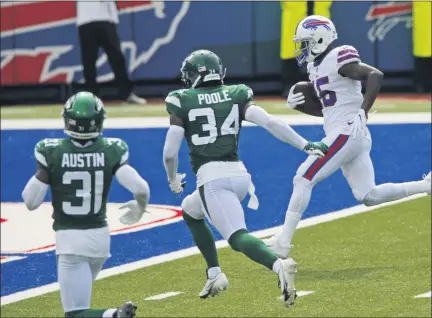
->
(116, 301, 137, 318)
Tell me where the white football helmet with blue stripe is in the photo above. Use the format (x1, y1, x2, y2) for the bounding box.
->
(294, 15, 338, 65)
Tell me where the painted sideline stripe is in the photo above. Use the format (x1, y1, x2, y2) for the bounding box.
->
(278, 291, 314, 299)
(1, 113, 430, 130)
(0, 194, 426, 306)
(414, 291, 431, 299)
(144, 292, 183, 300)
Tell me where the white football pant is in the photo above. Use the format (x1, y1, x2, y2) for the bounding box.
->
(278, 131, 430, 247)
(182, 175, 251, 240)
(57, 254, 107, 312)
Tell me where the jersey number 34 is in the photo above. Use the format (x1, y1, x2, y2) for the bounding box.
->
(188, 104, 239, 146)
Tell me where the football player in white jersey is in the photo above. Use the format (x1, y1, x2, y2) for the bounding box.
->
(264, 15, 431, 258)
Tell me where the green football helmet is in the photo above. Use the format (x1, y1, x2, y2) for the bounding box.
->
(180, 50, 226, 88)
(62, 91, 106, 140)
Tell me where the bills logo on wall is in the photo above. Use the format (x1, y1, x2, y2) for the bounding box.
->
(0, 1, 190, 84)
(366, 1, 412, 42)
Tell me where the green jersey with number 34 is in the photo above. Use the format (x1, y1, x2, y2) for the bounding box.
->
(166, 84, 253, 173)
(35, 137, 129, 231)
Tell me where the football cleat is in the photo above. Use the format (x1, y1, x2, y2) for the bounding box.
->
(423, 172, 431, 195)
(278, 258, 297, 308)
(199, 272, 229, 299)
(115, 301, 137, 318)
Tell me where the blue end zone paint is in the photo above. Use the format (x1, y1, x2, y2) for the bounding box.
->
(1, 124, 431, 297)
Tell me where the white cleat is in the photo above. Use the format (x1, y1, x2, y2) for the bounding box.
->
(125, 92, 147, 105)
(423, 172, 431, 195)
(278, 258, 297, 308)
(199, 272, 229, 299)
(264, 235, 292, 259)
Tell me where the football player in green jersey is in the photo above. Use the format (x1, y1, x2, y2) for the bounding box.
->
(22, 92, 149, 318)
(162, 50, 329, 307)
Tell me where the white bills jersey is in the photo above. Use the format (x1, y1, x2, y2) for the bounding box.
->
(307, 45, 364, 136)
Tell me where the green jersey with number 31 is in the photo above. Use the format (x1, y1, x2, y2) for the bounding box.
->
(166, 84, 253, 173)
(35, 137, 129, 231)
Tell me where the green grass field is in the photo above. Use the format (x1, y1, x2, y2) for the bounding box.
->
(1, 98, 430, 119)
(2, 197, 430, 317)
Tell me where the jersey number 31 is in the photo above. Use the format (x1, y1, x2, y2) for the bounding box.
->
(62, 171, 104, 215)
(188, 104, 239, 146)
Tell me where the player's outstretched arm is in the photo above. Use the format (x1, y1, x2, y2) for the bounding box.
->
(163, 114, 187, 194)
(243, 103, 328, 157)
(116, 164, 150, 225)
(22, 163, 50, 211)
(338, 62, 383, 115)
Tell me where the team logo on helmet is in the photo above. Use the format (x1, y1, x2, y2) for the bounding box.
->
(302, 18, 331, 31)
(366, 1, 412, 42)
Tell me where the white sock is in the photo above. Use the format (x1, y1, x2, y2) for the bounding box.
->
(272, 259, 281, 274)
(208, 266, 221, 279)
(279, 211, 302, 247)
(102, 309, 117, 318)
(277, 178, 313, 247)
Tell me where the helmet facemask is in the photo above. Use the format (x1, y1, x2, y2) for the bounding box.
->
(294, 38, 316, 66)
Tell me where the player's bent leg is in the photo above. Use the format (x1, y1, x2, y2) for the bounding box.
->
(268, 134, 357, 258)
(89, 257, 107, 282)
(228, 229, 298, 307)
(362, 174, 431, 206)
(342, 144, 431, 206)
(201, 176, 297, 306)
(58, 254, 92, 314)
(228, 229, 278, 270)
(181, 191, 226, 299)
(58, 255, 136, 318)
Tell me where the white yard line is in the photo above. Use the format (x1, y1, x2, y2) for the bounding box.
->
(1, 113, 430, 130)
(0, 193, 426, 306)
(144, 291, 184, 300)
(278, 291, 314, 299)
(414, 291, 431, 299)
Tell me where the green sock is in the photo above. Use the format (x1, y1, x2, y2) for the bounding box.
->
(66, 308, 116, 317)
(183, 211, 219, 268)
(228, 229, 278, 270)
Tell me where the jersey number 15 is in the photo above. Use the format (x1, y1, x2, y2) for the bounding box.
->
(188, 104, 239, 146)
(313, 76, 337, 108)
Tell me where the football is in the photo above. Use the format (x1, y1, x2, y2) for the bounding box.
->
(293, 81, 323, 117)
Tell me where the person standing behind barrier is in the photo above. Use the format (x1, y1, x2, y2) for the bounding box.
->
(280, 1, 332, 97)
(412, 1, 431, 93)
(76, 0, 146, 104)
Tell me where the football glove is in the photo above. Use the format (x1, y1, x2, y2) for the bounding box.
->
(169, 173, 187, 194)
(119, 200, 148, 226)
(303, 142, 329, 158)
(349, 109, 368, 140)
(286, 85, 305, 110)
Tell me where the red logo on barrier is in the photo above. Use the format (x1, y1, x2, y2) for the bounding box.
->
(366, 2, 412, 42)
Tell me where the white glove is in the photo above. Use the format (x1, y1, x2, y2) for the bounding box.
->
(286, 85, 305, 109)
(119, 200, 147, 225)
(349, 109, 368, 140)
(169, 173, 186, 194)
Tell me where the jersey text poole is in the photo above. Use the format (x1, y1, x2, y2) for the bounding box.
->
(197, 91, 232, 105)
